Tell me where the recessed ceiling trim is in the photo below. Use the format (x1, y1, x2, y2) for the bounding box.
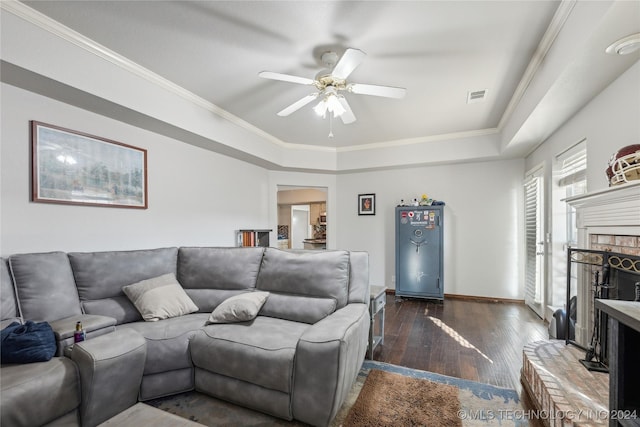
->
(0, 0, 289, 149)
(3, 1, 500, 161)
(497, 0, 577, 131)
(337, 128, 500, 153)
(0, 0, 575, 162)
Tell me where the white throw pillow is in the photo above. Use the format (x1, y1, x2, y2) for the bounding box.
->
(206, 291, 270, 324)
(122, 273, 198, 322)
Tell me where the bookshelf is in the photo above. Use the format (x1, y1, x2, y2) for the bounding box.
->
(237, 229, 271, 247)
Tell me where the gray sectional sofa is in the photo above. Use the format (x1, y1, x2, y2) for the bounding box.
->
(1, 247, 370, 427)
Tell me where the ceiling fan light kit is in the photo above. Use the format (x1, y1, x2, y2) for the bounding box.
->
(259, 47, 406, 135)
(313, 88, 346, 118)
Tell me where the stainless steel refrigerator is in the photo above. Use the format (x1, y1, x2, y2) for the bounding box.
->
(395, 205, 444, 300)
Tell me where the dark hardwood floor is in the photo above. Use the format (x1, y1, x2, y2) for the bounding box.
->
(371, 294, 548, 392)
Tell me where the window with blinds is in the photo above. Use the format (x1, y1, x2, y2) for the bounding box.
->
(556, 140, 587, 245)
(558, 148, 587, 188)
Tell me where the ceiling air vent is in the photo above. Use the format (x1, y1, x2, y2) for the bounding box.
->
(467, 89, 488, 104)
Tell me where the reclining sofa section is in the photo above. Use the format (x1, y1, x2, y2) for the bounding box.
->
(2, 247, 370, 427)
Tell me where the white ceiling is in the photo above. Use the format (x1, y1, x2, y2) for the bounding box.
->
(21, 0, 559, 148)
(5, 0, 640, 170)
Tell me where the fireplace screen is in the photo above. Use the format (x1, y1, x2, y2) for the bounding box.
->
(566, 248, 640, 372)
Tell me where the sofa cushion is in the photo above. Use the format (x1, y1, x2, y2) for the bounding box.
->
(1, 258, 19, 323)
(192, 316, 308, 393)
(69, 248, 178, 324)
(0, 357, 80, 426)
(178, 247, 264, 312)
(206, 291, 269, 324)
(9, 252, 82, 322)
(123, 273, 198, 322)
(256, 249, 349, 323)
(116, 313, 209, 375)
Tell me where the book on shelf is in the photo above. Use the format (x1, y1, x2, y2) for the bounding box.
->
(237, 229, 271, 248)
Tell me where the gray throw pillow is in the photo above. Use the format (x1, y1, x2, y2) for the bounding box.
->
(122, 273, 198, 321)
(206, 291, 270, 324)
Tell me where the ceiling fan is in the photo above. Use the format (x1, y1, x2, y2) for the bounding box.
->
(258, 48, 406, 125)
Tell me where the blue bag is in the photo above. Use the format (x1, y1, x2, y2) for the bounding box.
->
(1, 321, 56, 364)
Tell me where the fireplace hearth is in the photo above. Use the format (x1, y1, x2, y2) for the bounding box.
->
(522, 183, 640, 425)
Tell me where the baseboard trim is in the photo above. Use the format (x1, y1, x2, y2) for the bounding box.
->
(444, 293, 525, 304)
(384, 288, 524, 304)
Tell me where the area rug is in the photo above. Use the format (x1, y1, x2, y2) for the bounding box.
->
(344, 368, 462, 426)
(147, 360, 529, 426)
(359, 361, 529, 426)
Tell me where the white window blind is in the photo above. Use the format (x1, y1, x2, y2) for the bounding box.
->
(556, 139, 587, 190)
(524, 175, 542, 305)
(556, 140, 587, 245)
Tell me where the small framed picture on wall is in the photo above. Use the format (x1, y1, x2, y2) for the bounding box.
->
(358, 193, 375, 216)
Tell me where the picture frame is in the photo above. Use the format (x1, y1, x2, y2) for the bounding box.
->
(31, 121, 148, 209)
(358, 193, 376, 216)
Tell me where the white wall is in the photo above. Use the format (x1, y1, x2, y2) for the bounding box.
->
(526, 60, 640, 192)
(334, 158, 525, 299)
(1, 83, 270, 256)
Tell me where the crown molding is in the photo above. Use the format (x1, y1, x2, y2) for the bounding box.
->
(1, 0, 529, 160)
(497, 0, 577, 131)
(337, 128, 500, 152)
(0, 0, 289, 148)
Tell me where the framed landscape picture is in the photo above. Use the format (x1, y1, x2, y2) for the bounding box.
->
(31, 121, 148, 209)
(358, 193, 375, 215)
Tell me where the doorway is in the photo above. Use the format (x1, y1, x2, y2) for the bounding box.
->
(277, 186, 327, 249)
(291, 205, 310, 249)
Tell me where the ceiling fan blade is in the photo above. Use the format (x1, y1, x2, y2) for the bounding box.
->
(331, 48, 366, 80)
(349, 83, 407, 99)
(337, 97, 356, 124)
(258, 71, 315, 86)
(277, 93, 319, 116)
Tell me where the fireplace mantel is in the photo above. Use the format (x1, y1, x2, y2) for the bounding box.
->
(566, 181, 640, 232)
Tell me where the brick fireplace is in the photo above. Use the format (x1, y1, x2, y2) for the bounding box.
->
(566, 182, 640, 347)
(590, 234, 640, 256)
(520, 182, 639, 426)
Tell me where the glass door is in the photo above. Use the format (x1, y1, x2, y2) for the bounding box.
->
(524, 167, 545, 317)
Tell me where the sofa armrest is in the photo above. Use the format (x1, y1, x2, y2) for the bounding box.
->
(70, 329, 146, 426)
(49, 314, 117, 356)
(292, 303, 369, 427)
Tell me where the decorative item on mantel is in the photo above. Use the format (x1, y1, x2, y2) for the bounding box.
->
(606, 144, 640, 186)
